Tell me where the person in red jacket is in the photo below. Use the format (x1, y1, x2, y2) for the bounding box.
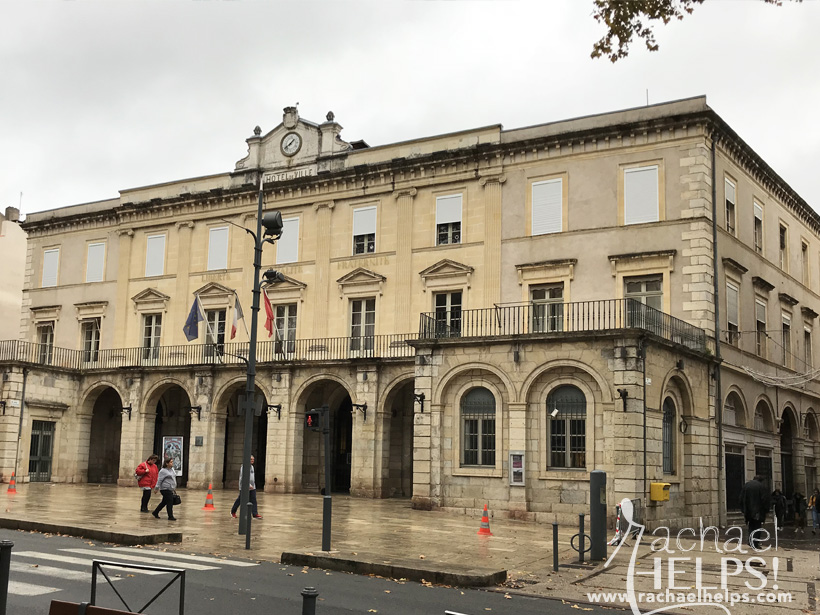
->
(136, 454, 159, 513)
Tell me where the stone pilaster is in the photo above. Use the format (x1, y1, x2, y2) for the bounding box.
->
(480, 175, 505, 307)
(114, 229, 134, 348)
(118, 373, 144, 485)
(507, 402, 528, 513)
(412, 348, 436, 509)
(265, 369, 293, 493)
(350, 366, 379, 497)
(173, 222, 195, 345)
(187, 369, 213, 488)
(312, 201, 335, 338)
(393, 188, 416, 332)
(0, 367, 25, 481)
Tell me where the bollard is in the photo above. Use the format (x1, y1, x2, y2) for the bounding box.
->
(552, 523, 559, 572)
(0, 539, 13, 615)
(590, 470, 607, 561)
(301, 586, 319, 615)
(578, 513, 585, 563)
(245, 502, 252, 550)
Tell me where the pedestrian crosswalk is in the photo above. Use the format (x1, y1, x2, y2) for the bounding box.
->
(9, 546, 259, 597)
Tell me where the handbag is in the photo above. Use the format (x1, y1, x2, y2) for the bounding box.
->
(172, 492, 181, 506)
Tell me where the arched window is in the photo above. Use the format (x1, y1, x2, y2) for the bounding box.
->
(547, 385, 586, 469)
(461, 387, 496, 466)
(663, 397, 676, 474)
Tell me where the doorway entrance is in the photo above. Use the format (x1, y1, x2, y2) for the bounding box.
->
(88, 387, 123, 483)
(29, 420, 55, 482)
(724, 445, 745, 510)
(300, 380, 353, 494)
(151, 386, 192, 487)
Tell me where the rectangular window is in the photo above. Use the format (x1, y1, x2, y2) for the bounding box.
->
(81, 318, 100, 363)
(725, 179, 736, 236)
(434, 292, 462, 337)
(436, 194, 462, 245)
(531, 284, 564, 333)
(625, 275, 664, 336)
(274, 303, 298, 355)
(142, 313, 162, 360)
(782, 314, 791, 368)
(805, 327, 813, 369)
(350, 298, 376, 353)
(145, 235, 166, 277)
(207, 226, 229, 271)
(276, 217, 299, 264)
(461, 389, 496, 467)
(205, 309, 226, 358)
(755, 300, 767, 358)
(352, 206, 377, 255)
(36, 322, 54, 365)
(803, 241, 810, 287)
(531, 178, 562, 236)
(85, 242, 105, 283)
(624, 165, 659, 225)
(779, 224, 788, 272)
(41, 248, 59, 288)
(549, 412, 586, 468)
(753, 202, 764, 254)
(726, 282, 739, 346)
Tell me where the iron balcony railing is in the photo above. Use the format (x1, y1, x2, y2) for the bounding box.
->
(418, 298, 709, 353)
(0, 333, 416, 372)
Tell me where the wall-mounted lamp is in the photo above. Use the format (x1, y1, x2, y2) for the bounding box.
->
(121, 405, 132, 421)
(513, 349, 520, 363)
(679, 416, 689, 434)
(418, 355, 428, 366)
(616, 388, 629, 412)
(550, 407, 559, 418)
(274, 372, 282, 383)
(267, 404, 282, 420)
(352, 402, 367, 422)
(414, 392, 425, 413)
(187, 405, 202, 421)
(2, 371, 9, 382)
(0, 401, 5, 415)
(676, 359, 685, 371)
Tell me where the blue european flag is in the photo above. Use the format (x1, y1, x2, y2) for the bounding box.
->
(183, 296, 205, 342)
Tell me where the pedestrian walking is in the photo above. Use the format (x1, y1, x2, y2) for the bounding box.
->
(809, 488, 820, 533)
(135, 454, 159, 513)
(772, 488, 787, 531)
(231, 455, 262, 519)
(152, 458, 178, 521)
(794, 491, 808, 534)
(740, 474, 770, 549)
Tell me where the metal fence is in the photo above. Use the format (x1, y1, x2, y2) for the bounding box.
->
(419, 298, 708, 352)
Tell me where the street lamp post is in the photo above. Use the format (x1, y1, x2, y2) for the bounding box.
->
(239, 173, 283, 539)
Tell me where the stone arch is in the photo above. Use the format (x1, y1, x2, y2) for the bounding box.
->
(659, 371, 694, 418)
(804, 409, 820, 442)
(212, 376, 273, 416)
(520, 359, 613, 406)
(84, 384, 124, 483)
(432, 362, 515, 406)
(378, 373, 416, 498)
(450, 378, 504, 470)
(753, 395, 775, 432)
(292, 373, 355, 412)
(79, 380, 127, 416)
(141, 377, 196, 418)
(780, 403, 799, 497)
(141, 378, 194, 487)
(723, 387, 748, 428)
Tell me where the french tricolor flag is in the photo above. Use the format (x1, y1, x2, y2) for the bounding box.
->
(231, 295, 245, 340)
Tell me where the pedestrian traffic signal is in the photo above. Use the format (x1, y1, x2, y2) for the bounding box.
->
(305, 410, 322, 431)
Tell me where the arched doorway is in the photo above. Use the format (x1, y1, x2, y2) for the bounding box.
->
(780, 408, 798, 500)
(300, 380, 353, 494)
(723, 390, 747, 511)
(219, 385, 268, 491)
(87, 387, 123, 483)
(382, 380, 414, 497)
(151, 385, 192, 487)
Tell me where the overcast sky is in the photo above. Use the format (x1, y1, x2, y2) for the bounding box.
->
(1, 0, 819, 217)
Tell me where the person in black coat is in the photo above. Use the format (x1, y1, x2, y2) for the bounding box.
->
(740, 475, 770, 549)
(771, 488, 787, 531)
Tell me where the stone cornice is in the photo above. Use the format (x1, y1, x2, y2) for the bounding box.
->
(778, 292, 799, 307)
(393, 188, 417, 200)
(801, 306, 818, 320)
(722, 257, 748, 276)
(752, 276, 775, 293)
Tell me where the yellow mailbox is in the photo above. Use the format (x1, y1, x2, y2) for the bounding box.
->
(650, 482, 671, 502)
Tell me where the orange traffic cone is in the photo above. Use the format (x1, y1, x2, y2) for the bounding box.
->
(202, 483, 215, 511)
(477, 503, 493, 536)
(7, 472, 17, 495)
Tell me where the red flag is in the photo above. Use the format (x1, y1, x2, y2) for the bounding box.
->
(263, 290, 274, 337)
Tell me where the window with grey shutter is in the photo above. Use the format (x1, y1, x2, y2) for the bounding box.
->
(41, 248, 59, 287)
(624, 166, 659, 225)
(276, 218, 299, 264)
(726, 282, 739, 345)
(436, 194, 462, 245)
(86, 242, 105, 283)
(145, 235, 166, 277)
(352, 206, 377, 254)
(531, 179, 562, 236)
(207, 226, 229, 271)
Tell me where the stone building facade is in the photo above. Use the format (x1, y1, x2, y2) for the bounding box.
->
(1, 97, 817, 529)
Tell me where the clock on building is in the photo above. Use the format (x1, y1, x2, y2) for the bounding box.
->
(281, 132, 302, 156)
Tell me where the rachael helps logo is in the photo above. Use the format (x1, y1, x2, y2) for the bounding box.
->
(589, 498, 793, 614)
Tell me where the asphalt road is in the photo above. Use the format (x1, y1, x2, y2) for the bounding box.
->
(1, 529, 614, 615)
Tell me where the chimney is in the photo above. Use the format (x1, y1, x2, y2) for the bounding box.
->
(4, 207, 20, 222)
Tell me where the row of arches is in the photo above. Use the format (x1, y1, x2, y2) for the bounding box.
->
(723, 388, 820, 440)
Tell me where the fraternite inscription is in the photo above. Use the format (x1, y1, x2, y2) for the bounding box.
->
(335, 256, 390, 270)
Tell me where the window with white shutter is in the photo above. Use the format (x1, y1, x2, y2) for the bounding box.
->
(726, 282, 739, 345)
(531, 179, 562, 236)
(436, 194, 462, 245)
(754, 202, 764, 254)
(85, 242, 105, 283)
(276, 218, 299, 264)
(624, 166, 659, 225)
(725, 179, 736, 236)
(207, 226, 229, 271)
(352, 207, 377, 254)
(145, 235, 166, 277)
(41, 248, 59, 288)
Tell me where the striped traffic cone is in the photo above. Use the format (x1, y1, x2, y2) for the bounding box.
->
(477, 503, 493, 536)
(202, 483, 215, 511)
(7, 472, 16, 495)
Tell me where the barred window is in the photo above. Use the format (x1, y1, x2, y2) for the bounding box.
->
(547, 385, 586, 469)
(663, 397, 676, 474)
(461, 387, 496, 467)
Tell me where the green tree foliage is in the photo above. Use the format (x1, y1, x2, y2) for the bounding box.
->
(591, 0, 800, 62)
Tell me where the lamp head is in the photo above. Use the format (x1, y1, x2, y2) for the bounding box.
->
(550, 407, 559, 418)
(261, 210, 284, 238)
(263, 269, 286, 285)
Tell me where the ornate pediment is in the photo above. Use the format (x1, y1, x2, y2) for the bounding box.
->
(131, 288, 170, 313)
(418, 259, 474, 292)
(337, 268, 386, 298)
(30, 304, 62, 322)
(194, 282, 234, 310)
(74, 301, 108, 321)
(265, 274, 307, 303)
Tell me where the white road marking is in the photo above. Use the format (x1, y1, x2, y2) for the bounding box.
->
(61, 549, 218, 571)
(8, 580, 60, 596)
(106, 547, 258, 567)
(10, 561, 113, 582)
(13, 552, 165, 575)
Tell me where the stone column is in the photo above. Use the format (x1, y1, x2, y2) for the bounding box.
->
(187, 369, 214, 488)
(174, 222, 195, 345)
(265, 369, 293, 493)
(350, 366, 379, 498)
(114, 229, 134, 348)
(0, 367, 24, 481)
(412, 347, 436, 509)
(312, 201, 335, 338)
(393, 188, 416, 333)
(507, 402, 528, 514)
(118, 374, 144, 485)
(480, 175, 505, 307)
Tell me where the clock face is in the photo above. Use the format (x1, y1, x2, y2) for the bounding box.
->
(281, 132, 302, 156)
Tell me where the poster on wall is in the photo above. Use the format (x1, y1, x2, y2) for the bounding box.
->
(162, 436, 184, 477)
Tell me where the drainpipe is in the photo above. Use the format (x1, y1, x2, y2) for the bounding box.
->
(13, 367, 29, 478)
(711, 131, 726, 527)
(641, 336, 647, 500)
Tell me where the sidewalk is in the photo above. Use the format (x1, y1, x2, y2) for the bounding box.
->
(3, 483, 820, 615)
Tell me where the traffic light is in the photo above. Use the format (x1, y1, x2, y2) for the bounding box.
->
(305, 409, 322, 431)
